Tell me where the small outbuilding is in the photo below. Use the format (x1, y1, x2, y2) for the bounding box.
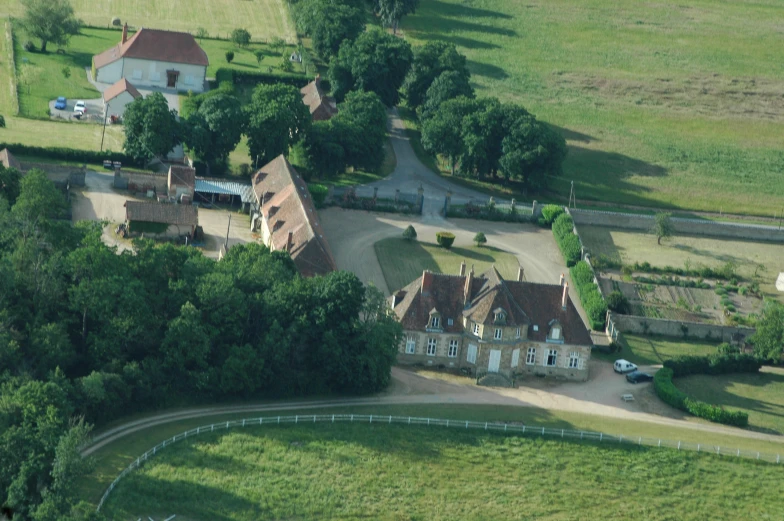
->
(125, 200, 198, 238)
(0, 148, 21, 170)
(103, 78, 142, 120)
(167, 165, 196, 201)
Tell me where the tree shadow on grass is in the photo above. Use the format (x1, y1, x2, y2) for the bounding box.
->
(549, 124, 596, 144)
(417, 32, 503, 50)
(449, 245, 499, 264)
(466, 59, 509, 80)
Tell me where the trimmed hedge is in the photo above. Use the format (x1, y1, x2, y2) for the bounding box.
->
(552, 213, 580, 267)
(653, 354, 762, 427)
(0, 142, 139, 166)
(570, 261, 607, 330)
(215, 68, 325, 90)
(539, 204, 564, 226)
(436, 231, 455, 249)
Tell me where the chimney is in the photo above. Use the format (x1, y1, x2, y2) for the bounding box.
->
(122, 23, 128, 44)
(421, 270, 434, 295)
(459, 260, 466, 277)
(562, 282, 569, 310)
(315, 73, 321, 89)
(464, 266, 474, 307)
(517, 266, 524, 282)
(286, 231, 294, 253)
(559, 273, 565, 286)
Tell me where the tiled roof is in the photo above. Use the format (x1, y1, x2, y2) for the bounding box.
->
(300, 77, 337, 121)
(392, 268, 593, 346)
(0, 148, 21, 170)
(103, 78, 142, 102)
(94, 28, 209, 69)
(125, 201, 198, 226)
(168, 165, 196, 189)
(251, 155, 336, 277)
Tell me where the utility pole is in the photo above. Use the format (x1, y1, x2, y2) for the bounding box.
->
(225, 213, 231, 250)
(568, 180, 576, 209)
(100, 102, 110, 152)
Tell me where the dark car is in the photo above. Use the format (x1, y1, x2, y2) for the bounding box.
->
(54, 97, 67, 110)
(626, 371, 653, 384)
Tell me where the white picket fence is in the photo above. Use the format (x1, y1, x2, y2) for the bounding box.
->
(96, 413, 782, 512)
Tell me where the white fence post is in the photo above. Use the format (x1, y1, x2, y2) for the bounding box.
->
(697, 444, 700, 452)
(678, 441, 681, 450)
(600, 433, 603, 442)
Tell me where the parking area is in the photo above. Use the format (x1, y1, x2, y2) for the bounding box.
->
(49, 97, 104, 122)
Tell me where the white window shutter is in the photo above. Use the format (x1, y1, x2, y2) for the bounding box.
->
(511, 348, 520, 368)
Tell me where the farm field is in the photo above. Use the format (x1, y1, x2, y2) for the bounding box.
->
(600, 334, 719, 366)
(374, 237, 519, 292)
(100, 422, 784, 521)
(401, 0, 784, 215)
(0, 0, 296, 43)
(676, 366, 784, 435)
(578, 226, 784, 300)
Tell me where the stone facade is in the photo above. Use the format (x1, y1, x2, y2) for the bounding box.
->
(392, 266, 593, 382)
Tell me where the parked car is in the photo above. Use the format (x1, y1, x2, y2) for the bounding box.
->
(614, 359, 638, 374)
(74, 100, 86, 114)
(626, 371, 654, 384)
(54, 97, 67, 110)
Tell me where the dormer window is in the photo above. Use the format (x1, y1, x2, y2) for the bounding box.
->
(550, 325, 562, 341)
(431, 316, 440, 328)
(493, 308, 507, 325)
(473, 322, 480, 336)
(447, 318, 454, 326)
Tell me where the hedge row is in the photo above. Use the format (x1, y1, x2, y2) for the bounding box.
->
(663, 353, 762, 377)
(0, 142, 139, 167)
(552, 213, 580, 267)
(570, 261, 607, 330)
(630, 261, 738, 281)
(538, 204, 564, 226)
(654, 367, 749, 427)
(215, 68, 325, 90)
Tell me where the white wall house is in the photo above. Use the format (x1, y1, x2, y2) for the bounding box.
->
(93, 24, 208, 93)
(103, 78, 141, 119)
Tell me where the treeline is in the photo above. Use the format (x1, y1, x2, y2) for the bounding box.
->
(0, 167, 402, 519)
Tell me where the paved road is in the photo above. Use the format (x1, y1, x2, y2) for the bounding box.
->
(82, 364, 784, 458)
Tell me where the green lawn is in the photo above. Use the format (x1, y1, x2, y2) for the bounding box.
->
(595, 334, 719, 366)
(100, 419, 783, 520)
(676, 366, 784, 436)
(374, 237, 520, 292)
(577, 226, 784, 300)
(401, 0, 784, 216)
(197, 38, 304, 78)
(0, 0, 296, 43)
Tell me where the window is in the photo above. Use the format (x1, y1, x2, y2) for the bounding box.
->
(494, 310, 506, 324)
(447, 318, 454, 326)
(550, 325, 562, 341)
(511, 348, 520, 368)
(569, 352, 579, 369)
(473, 322, 480, 336)
(516, 327, 521, 338)
(405, 337, 416, 354)
(427, 338, 437, 356)
(546, 349, 558, 367)
(132, 69, 142, 80)
(494, 328, 502, 340)
(448, 340, 459, 358)
(467, 344, 477, 364)
(431, 316, 440, 329)
(526, 347, 536, 365)
(533, 325, 539, 332)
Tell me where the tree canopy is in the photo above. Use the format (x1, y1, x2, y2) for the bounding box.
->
(402, 41, 470, 109)
(751, 301, 784, 362)
(418, 69, 474, 120)
(123, 92, 182, 162)
(652, 212, 674, 245)
(185, 92, 246, 174)
(294, 0, 365, 58)
(328, 28, 413, 106)
(244, 83, 311, 166)
(375, 0, 420, 34)
(20, 0, 81, 52)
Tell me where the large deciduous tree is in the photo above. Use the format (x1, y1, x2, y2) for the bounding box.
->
(499, 107, 567, 189)
(294, 0, 365, 58)
(244, 83, 311, 166)
(185, 92, 246, 174)
(751, 301, 784, 362)
(652, 212, 674, 245)
(375, 0, 420, 34)
(123, 92, 182, 162)
(402, 41, 469, 109)
(20, 0, 81, 52)
(418, 69, 474, 120)
(328, 28, 413, 106)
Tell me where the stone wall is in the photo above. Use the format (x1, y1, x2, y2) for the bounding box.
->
(607, 311, 755, 344)
(114, 169, 167, 194)
(20, 162, 86, 187)
(570, 208, 784, 243)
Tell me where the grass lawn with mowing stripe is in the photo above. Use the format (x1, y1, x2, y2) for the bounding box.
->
(675, 366, 784, 436)
(374, 237, 519, 293)
(99, 419, 783, 520)
(594, 334, 719, 366)
(0, 0, 296, 43)
(401, 0, 784, 216)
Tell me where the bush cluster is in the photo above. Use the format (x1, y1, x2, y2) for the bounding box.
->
(538, 204, 564, 226)
(447, 203, 532, 223)
(308, 183, 328, 208)
(630, 261, 739, 281)
(215, 68, 326, 90)
(0, 142, 138, 166)
(552, 213, 580, 267)
(633, 275, 710, 289)
(436, 231, 455, 249)
(570, 261, 607, 330)
(654, 367, 749, 427)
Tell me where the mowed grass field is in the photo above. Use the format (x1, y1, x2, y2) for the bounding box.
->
(402, 0, 784, 215)
(374, 237, 519, 292)
(101, 422, 784, 521)
(676, 366, 784, 435)
(0, 0, 296, 43)
(594, 334, 719, 366)
(577, 226, 784, 299)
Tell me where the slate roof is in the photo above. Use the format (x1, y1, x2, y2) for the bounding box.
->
(93, 28, 209, 69)
(103, 78, 142, 102)
(0, 148, 21, 170)
(300, 76, 337, 121)
(125, 201, 198, 226)
(391, 267, 592, 346)
(251, 155, 337, 277)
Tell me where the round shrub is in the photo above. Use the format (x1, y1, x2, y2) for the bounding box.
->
(473, 232, 487, 247)
(23, 40, 35, 52)
(225, 51, 235, 63)
(111, 17, 122, 26)
(540, 204, 564, 226)
(606, 290, 630, 314)
(436, 231, 455, 249)
(402, 225, 417, 241)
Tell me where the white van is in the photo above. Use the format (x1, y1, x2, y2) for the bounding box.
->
(614, 359, 638, 374)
